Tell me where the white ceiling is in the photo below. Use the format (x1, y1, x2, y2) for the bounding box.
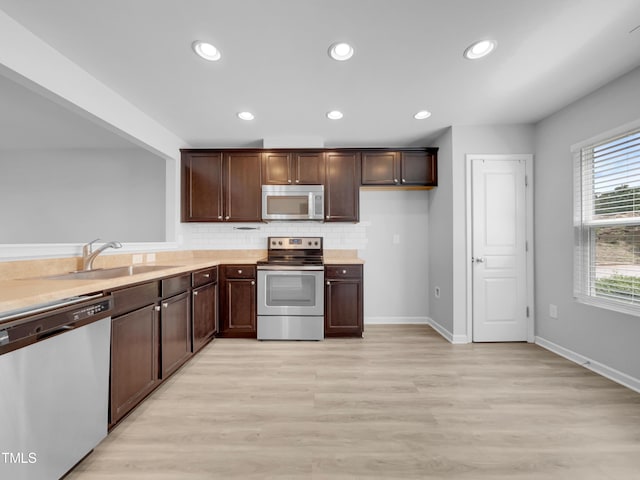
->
(0, 0, 639, 149)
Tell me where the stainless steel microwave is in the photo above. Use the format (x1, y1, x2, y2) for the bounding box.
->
(261, 185, 324, 221)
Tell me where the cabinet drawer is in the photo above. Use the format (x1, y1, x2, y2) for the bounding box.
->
(325, 264, 362, 279)
(223, 265, 256, 279)
(192, 267, 217, 287)
(161, 274, 191, 298)
(111, 281, 160, 317)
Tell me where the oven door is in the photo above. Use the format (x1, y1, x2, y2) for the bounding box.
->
(257, 269, 324, 316)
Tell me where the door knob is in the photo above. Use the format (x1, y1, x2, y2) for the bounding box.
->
(472, 257, 485, 263)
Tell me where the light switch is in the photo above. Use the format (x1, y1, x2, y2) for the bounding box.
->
(393, 234, 400, 244)
(549, 304, 558, 319)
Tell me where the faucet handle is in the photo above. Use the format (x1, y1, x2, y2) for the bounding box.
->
(83, 238, 101, 255)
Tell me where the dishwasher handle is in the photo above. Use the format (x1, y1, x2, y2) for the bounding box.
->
(37, 324, 75, 341)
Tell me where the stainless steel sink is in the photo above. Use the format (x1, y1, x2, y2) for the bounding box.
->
(46, 265, 180, 280)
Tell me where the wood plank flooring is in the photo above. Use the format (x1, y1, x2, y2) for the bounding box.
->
(67, 325, 640, 479)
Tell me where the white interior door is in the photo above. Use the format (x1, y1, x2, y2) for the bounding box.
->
(472, 158, 528, 342)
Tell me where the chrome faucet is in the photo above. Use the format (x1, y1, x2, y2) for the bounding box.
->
(82, 238, 123, 271)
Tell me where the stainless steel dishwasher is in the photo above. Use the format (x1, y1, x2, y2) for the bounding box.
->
(0, 294, 113, 480)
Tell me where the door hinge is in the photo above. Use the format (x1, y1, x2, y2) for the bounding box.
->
(526, 306, 530, 317)
(525, 241, 529, 252)
(525, 175, 529, 187)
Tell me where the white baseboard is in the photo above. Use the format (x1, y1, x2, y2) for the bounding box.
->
(426, 318, 470, 344)
(535, 336, 640, 394)
(365, 316, 429, 325)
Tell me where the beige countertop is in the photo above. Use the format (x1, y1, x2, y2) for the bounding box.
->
(0, 249, 364, 317)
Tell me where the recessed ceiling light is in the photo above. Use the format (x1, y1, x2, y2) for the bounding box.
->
(463, 39, 497, 60)
(414, 110, 432, 120)
(327, 110, 344, 120)
(328, 42, 354, 61)
(192, 41, 221, 61)
(237, 111, 255, 121)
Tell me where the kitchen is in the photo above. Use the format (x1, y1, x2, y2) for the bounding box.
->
(2, 1, 640, 478)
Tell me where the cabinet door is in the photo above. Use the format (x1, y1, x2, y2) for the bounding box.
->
(221, 278, 256, 337)
(325, 151, 361, 222)
(361, 151, 399, 185)
(294, 151, 324, 184)
(192, 282, 217, 353)
(160, 292, 191, 378)
(110, 304, 159, 426)
(181, 152, 224, 221)
(262, 152, 291, 185)
(224, 152, 262, 221)
(325, 278, 363, 337)
(400, 151, 436, 186)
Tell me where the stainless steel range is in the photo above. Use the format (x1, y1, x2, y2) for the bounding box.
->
(257, 236, 324, 340)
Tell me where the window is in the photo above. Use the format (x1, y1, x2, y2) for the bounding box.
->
(574, 123, 640, 314)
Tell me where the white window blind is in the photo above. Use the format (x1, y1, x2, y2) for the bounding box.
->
(574, 125, 640, 314)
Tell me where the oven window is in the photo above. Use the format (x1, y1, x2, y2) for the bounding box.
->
(266, 274, 316, 306)
(267, 196, 309, 215)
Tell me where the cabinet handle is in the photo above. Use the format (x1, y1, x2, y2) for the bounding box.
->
(251, 281, 255, 286)
(238, 269, 243, 274)
(193, 291, 198, 296)
(218, 215, 222, 220)
(326, 281, 330, 285)
(154, 306, 161, 312)
(288, 179, 292, 184)
(204, 273, 210, 278)
(162, 302, 169, 309)
(295, 179, 299, 183)
(394, 178, 398, 183)
(342, 269, 347, 274)
(225, 215, 230, 220)
(402, 178, 406, 183)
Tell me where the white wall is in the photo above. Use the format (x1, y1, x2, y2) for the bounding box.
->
(428, 125, 535, 342)
(534, 66, 640, 382)
(360, 190, 429, 324)
(428, 128, 454, 335)
(0, 149, 166, 243)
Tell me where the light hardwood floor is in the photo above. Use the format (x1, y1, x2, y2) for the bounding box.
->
(68, 325, 640, 479)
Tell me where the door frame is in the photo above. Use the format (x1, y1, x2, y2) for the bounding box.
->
(465, 154, 535, 343)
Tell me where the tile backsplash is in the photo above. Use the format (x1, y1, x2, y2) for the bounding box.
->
(181, 222, 370, 250)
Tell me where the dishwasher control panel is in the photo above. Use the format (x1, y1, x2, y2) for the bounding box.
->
(72, 299, 111, 321)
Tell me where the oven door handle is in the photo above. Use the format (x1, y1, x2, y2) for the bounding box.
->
(257, 265, 324, 271)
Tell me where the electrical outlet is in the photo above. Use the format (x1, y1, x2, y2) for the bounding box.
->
(549, 304, 558, 319)
(132, 254, 143, 264)
(434, 286, 441, 298)
(393, 234, 400, 244)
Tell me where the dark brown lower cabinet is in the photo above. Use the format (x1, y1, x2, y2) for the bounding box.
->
(110, 303, 159, 426)
(325, 264, 363, 337)
(160, 291, 191, 379)
(219, 265, 256, 338)
(192, 281, 217, 352)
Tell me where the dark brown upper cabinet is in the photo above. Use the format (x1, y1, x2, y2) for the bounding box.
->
(361, 151, 399, 185)
(181, 150, 262, 222)
(224, 151, 262, 221)
(325, 151, 361, 222)
(262, 151, 324, 185)
(181, 151, 224, 221)
(361, 149, 437, 187)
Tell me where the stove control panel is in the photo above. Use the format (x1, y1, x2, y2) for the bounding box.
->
(268, 236, 323, 250)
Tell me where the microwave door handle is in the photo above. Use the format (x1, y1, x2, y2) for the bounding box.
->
(309, 192, 314, 219)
